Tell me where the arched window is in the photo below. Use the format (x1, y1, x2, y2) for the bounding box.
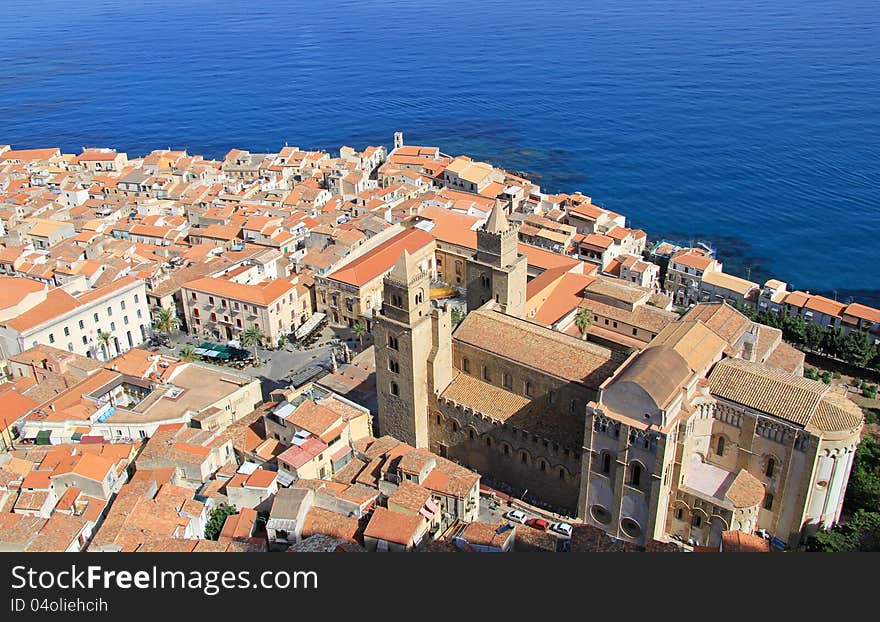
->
(390, 382, 399, 397)
(602, 453, 611, 474)
(559, 468, 565, 480)
(486, 436, 492, 447)
(540, 460, 546, 471)
(764, 492, 774, 511)
(521, 452, 528, 464)
(716, 436, 725, 456)
(503, 444, 510, 456)
(435, 414, 441, 425)
(469, 429, 475, 440)
(766, 457, 775, 478)
(451, 421, 459, 433)
(630, 463, 642, 487)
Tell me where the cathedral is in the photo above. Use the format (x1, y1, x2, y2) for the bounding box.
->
(374, 201, 864, 549)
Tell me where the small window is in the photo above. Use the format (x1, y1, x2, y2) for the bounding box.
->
(766, 458, 775, 478)
(521, 452, 528, 464)
(388, 359, 400, 374)
(524, 381, 533, 397)
(436, 415, 441, 425)
(502, 373, 512, 390)
(49, 333, 55, 344)
(675, 508, 684, 520)
(486, 436, 492, 447)
(134, 294, 139, 304)
(482, 366, 490, 382)
(121, 300, 126, 310)
(540, 460, 546, 471)
(107, 306, 112, 316)
(390, 382, 399, 397)
(764, 493, 774, 511)
(463, 358, 470, 373)
(692, 515, 702, 528)
(63, 327, 70, 336)
(717, 436, 725, 456)
(388, 335, 399, 351)
(469, 429, 475, 440)
(78, 320, 84, 329)
(630, 463, 642, 487)
(602, 453, 611, 474)
(503, 445, 510, 456)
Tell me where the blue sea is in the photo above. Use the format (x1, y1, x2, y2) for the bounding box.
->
(2, 0, 879, 303)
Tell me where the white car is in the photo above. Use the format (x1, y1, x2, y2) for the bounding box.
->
(549, 522, 573, 538)
(504, 510, 528, 524)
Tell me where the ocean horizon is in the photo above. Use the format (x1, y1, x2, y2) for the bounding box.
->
(3, 0, 879, 304)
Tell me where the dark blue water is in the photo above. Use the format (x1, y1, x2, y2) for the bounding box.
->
(3, 0, 879, 302)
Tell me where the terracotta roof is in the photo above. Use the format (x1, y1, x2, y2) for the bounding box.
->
(326, 228, 434, 287)
(844, 303, 880, 324)
(708, 358, 863, 433)
(721, 530, 771, 553)
(454, 308, 623, 388)
(610, 345, 692, 409)
(301, 506, 362, 544)
(363, 506, 423, 545)
(725, 469, 766, 508)
(183, 275, 293, 306)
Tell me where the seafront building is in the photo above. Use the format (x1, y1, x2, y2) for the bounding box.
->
(0, 133, 876, 552)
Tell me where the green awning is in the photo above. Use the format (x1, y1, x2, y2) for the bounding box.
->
(71, 432, 83, 441)
(35, 430, 52, 445)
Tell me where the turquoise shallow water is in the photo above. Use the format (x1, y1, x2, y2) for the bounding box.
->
(2, 0, 879, 302)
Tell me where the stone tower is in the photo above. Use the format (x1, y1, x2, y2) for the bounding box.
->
(393, 131, 404, 151)
(466, 199, 527, 317)
(374, 250, 452, 448)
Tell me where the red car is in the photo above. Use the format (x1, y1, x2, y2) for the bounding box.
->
(525, 518, 549, 531)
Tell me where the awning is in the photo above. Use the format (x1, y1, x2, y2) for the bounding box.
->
(295, 312, 326, 340)
(35, 430, 52, 445)
(419, 506, 437, 520)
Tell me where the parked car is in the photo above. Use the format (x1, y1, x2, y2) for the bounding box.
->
(549, 521, 572, 538)
(525, 518, 550, 531)
(504, 510, 528, 524)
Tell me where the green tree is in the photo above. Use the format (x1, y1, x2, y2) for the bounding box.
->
(807, 510, 880, 552)
(154, 307, 179, 338)
(842, 330, 876, 368)
(821, 326, 846, 359)
(782, 314, 807, 345)
(205, 503, 238, 541)
(240, 325, 266, 361)
(574, 307, 594, 341)
(844, 436, 880, 512)
(451, 307, 466, 327)
(804, 322, 824, 352)
(352, 321, 367, 349)
(179, 345, 200, 362)
(97, 331, 112, 360)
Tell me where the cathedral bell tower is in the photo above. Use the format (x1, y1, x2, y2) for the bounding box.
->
(466, 199, 527, 317)
(374, 250, 436, 448)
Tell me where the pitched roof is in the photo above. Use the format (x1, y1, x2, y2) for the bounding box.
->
(326, 228, 434, 287)
(708, 358, 863, 433)
(183, 276, 293, 305)
(454, 308, 623, 388)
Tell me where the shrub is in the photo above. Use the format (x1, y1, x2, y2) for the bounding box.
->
(821, 371, 832, 385)
(864, 385, 878, 399)
(833, 371, 841, 379)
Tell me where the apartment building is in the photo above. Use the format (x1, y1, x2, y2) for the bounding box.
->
(0, 275, 150, 360)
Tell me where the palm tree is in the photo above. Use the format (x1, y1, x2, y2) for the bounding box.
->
(97, 331, 112, 360)
(154, 307, 178, 339)
(574, 307, 593, 341)
(180, 345, 199, 362)
(352, 321, 367, 349)
(240, 325, 266, 362)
